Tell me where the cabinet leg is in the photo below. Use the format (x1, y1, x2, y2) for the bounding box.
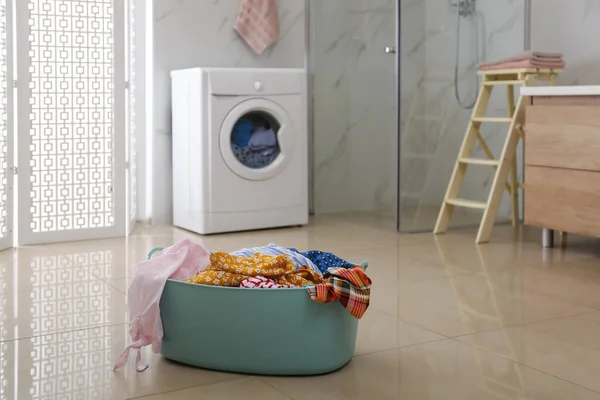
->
(559, 231, 568, 248)
(542, 228, 554, 248)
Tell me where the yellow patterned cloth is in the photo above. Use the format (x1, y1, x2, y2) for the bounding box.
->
(186, 252, 323, 288)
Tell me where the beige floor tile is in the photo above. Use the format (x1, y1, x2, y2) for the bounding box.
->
(354, 309, 444, 355)
(44, 236, 167, 280)
(266, 339, 600, 400)
(0, 324, 238, 400)
(134, 377, 290, 400)
(45, 223, 399, 282)
(45, 235, 208, 277)
(457, 312, 600, 394)
(319, 211, 397, 231)
(440, 225, 600, 262)
(397, 273, 594, 337)
(483, 259, 600, 309)
(44, 232, 253, 278)
(3, 215, 600, 398)
(400, 206, 502, 233)
(0, 246, 128, 341)
(434, 234, 596, 271)
(334, 244, 475, 285)
(337, 235, 555, 287)
(221, 224, 401, 254)
(492, 225, 600, 253)
(106, 277, 131, 294)
(368, 280, 399, 316)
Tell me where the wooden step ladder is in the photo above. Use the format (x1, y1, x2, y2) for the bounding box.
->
(434, 68, 561, 244)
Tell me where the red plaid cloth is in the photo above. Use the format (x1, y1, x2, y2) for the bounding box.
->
(240, 276, 293, 289)
(307, 266, 371, 319)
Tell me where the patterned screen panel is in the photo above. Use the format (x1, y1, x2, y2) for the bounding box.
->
(0, 5, 11, 397)
(27, 0, 115, 233)
(0, 0, 8, 239)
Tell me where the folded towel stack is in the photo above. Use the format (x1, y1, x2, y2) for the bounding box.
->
(479, 51, 565, 71)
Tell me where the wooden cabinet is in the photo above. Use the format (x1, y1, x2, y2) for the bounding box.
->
(526, 104, 600, 171)
(525, 166, 600, 237)
(525, 96, 600, 238)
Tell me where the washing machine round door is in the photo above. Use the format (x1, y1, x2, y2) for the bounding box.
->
(219, 98, 296, 181)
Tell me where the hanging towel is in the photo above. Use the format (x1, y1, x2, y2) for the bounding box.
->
(113, 240, 211, 372)
(234, 0, 280, 54)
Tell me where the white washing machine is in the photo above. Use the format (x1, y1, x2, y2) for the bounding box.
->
(171, 68, 308, 234)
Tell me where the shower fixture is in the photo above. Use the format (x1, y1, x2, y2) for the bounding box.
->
(453, 0, 479, 109)
(451, 0, 476, 17)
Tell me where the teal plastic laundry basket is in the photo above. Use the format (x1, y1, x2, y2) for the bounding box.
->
(155, 247, 365, 375)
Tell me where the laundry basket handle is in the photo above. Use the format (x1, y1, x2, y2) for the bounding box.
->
(147, 247, 164, 260)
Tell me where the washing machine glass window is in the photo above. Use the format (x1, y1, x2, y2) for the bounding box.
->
(230, 111, 281, 169)
(219, 98, 296, 182)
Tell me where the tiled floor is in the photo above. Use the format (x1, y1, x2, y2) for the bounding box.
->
(2, 216, 600, 399)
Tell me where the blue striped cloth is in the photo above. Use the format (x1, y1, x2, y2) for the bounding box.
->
(230, 243, 321, 275)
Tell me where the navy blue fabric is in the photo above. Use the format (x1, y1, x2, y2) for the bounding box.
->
(232, 144, 280, 169)
(290, 249, 357, 274)
(231, 118, 255, 147)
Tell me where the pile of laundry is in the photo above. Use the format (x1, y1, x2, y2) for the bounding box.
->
(479, 51, 565, 71)
(186, 243, 371, 319)
(231, 117, 280, 169)
(114, 240, 371, 372)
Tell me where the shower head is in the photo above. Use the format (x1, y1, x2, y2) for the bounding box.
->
(450, 0, 476, 17)
(452, 0, 479, 109)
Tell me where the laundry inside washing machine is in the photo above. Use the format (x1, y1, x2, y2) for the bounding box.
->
(230, 111, 281, 169)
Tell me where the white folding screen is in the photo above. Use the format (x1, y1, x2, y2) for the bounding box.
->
(127, 0, 137, 231)
(0, 0, 13, 251)
(15, 0, 128, 245)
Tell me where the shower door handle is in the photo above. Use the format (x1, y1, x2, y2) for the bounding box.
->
(385, 46, 396, 54)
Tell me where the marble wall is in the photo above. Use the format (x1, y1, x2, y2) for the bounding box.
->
(531, 0, 600, 85)
(149, 0, 563, 229)
(153, 0, 306, 224)
(311, 0, 526, 230)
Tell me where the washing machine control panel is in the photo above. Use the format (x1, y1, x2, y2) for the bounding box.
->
(254, 81, 264, 92)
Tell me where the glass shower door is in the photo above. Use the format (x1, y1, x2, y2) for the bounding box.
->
(398, 0, 526, 232)
(310, 0, 399, 231)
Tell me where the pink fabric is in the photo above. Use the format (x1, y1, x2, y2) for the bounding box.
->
(479, 59, 565, 71)
(479, 51, 564, 70)
(524, 51, 563, 59)
(234, 0, 280, 54)
(480, 51, 563, 67)
(113, 240, 210, 372)
(240, 276, 293, 289)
